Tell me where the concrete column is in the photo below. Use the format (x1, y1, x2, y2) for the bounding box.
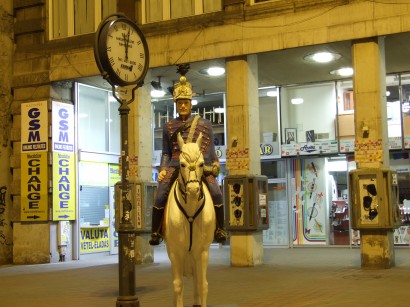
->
(352, 37, 395, 268)
(127, 72, 154, 264)
(226, 55, 263, 266)
(0, 0, 13, 263)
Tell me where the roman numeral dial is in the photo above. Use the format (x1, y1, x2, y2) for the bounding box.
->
(95, 15, 149, 87)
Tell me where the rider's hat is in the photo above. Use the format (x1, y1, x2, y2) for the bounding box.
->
(173, 76, 192, 101)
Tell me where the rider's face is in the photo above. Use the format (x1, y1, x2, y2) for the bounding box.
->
(176, 99, 192, 117)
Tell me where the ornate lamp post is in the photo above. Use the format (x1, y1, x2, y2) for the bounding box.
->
(94, 13, 149, 306)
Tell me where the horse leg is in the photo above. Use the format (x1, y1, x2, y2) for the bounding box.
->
(193, 250, 210, 307)
(169, 253, 184, 307)
(192, 255, 200, 307)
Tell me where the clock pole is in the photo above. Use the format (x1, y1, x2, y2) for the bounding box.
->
(117, 85, 139, 307)
(94, 13, 149, 307)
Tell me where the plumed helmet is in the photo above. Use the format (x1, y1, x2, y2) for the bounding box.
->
(173, 76, 192, 101)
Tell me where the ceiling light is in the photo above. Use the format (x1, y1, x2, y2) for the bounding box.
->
(151, 89, 166, 98)
(403, 102, 410, 113)
(191, 99, 198, 106)
(151, 77, 166, 98)
(330, 67, 354, 77)
(267, 90, 278, 97)
(207, 67, 225, 76)
(199, 66, 225, 76)
(304, 51, 341, 63)
(291, 98, 304, 105)
(215, 107, 225, 113)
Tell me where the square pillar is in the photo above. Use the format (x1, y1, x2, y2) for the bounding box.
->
(126, 72, 155, 264)
(226, 55, 264, 266)
(352, 37, 395, 268)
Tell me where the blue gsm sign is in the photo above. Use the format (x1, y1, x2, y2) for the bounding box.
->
(58, 108, 69, 142)
(22, 102, 47, 152)
(53, 107, 74, 152)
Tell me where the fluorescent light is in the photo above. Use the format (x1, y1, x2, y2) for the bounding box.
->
(304, 51, 341, 63)
(207, 67, 225, 76)
(330, 67, 354, 77)
(291, 98, 304, 105)
(267, 91, 277, 97)
(151, 89, 166, 98)
(215, 107, 225, 113)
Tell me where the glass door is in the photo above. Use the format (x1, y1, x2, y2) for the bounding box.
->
(263, 179, 289, 246)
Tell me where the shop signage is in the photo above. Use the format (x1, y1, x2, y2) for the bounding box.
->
(52, 101, 76, 221)
(339, 139, 355, 152)
(226, 147, 249, 170)
(109, 164, 121, 186)
(21, 101, 48, 221)
(80, 226, 110, 253)
(404, 136, 410, 149)
(389, 137, 402, 150)
(260, 142, 280, 159)
(21, 101, 48, 152)
(21, 153, 48, 221)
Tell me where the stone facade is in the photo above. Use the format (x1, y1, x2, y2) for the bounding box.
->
(0, 0, 14, 264)
(2, 0, 410, 264)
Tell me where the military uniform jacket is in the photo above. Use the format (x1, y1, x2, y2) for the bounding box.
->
(160, 115, 218, 170)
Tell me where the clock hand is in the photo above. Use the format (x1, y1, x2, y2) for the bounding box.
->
(122, 32, 128, 62)
(125, 29, 130, 62)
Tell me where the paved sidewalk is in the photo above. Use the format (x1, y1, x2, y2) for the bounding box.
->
(1, 246, 410, 307)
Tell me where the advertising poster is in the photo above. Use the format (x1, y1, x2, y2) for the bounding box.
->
(52, 102, 76, 220)
(109, 164, 120, 255)
(291, 158, 327, 245)
(80, 227, 110, 253)
(52, 152, 76, 220)
(21, 101, 48, 152)
(21, 101, 48, 221)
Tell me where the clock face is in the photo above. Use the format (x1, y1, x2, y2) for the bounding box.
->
(98, 18, 149, 86)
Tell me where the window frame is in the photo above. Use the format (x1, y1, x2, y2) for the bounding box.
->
(49, 0, 106, 40)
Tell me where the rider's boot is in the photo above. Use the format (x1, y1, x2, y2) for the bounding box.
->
(214, 204, 228, 243)
(149, 207, 164, 245)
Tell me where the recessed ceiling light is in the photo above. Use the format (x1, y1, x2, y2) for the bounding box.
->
(330, 67, 354, 77)
(266, 90, 278, 97)
(191, 99, 198, 106)
(304, 51, 341, 63)
(291, 98, 304, 105)
(151, 89, 166, 98)
(199, 66, 225, 76)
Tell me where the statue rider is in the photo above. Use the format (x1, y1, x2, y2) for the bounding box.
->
(149, 73, 228, 245)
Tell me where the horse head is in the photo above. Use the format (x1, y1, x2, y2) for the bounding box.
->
(177, 132, 204, 200)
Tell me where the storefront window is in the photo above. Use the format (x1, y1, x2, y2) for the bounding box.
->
(261, 160, 285, 179)
(401, 73, 410, 149)
(77, 84, 120, 154)
(259, 87, 280, 158)
(328, 157, 350, 245)
(281, 82, 337, 144)
(390, 152, 410, 245)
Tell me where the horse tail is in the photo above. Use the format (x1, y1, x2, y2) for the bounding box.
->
(183, 253, 193, 277)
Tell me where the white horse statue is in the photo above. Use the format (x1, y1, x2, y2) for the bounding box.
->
(164, 132, 216, 307)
